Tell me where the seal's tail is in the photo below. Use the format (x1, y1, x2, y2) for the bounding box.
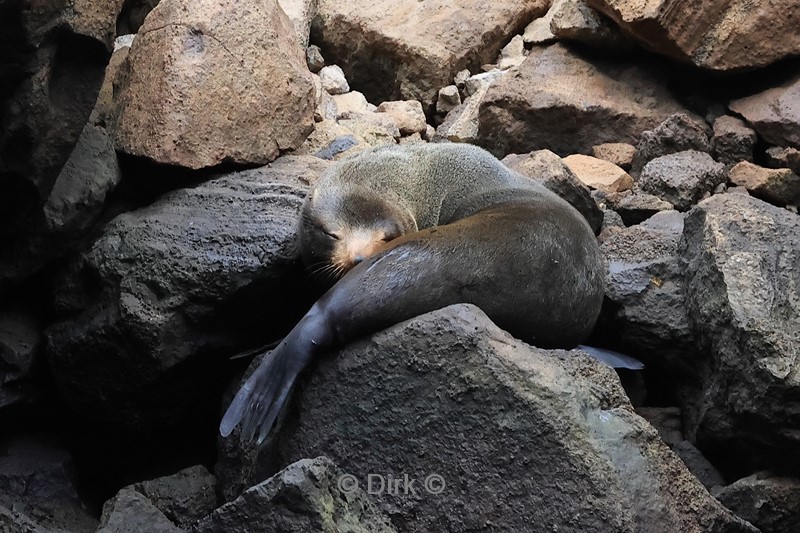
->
(219, 342, 300, 445)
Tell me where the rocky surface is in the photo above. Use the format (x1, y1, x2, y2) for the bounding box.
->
(502, 149, 604, 234)
(714, 472, 800, 533)
(0, 312, 42, 410)
(311, 0, 549, 107)
(638, 151, 726, 211)
(252, 305, 757, 532)
(592, 142, 636, 170)
(587, 0, 800, 70)
(562, 154, 634, 194)
(728, 161, 800, 206)
(476, 44, 692, 156)
(730, 73, 800, 148)
(112, 0, 315, 169)
(46, 157, 329, 431)
(631, 113, 711, 173)
(550, 0, 631, 50)
(97, 488, 182, 533)
(679, 193, 800, 476)
(198, 457, 396, 533)
(131, 465, 217, 527)
(712, 116, 757, 167)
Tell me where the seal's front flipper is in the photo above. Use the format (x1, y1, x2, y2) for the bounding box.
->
(220, 342, 301, 445)
(577, 345, 644, 370)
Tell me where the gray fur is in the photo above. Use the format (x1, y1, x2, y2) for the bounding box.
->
(222, 143, 606, 445)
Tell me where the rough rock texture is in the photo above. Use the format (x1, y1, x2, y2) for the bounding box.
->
(376, 101, 427, 135)
(132, 465, 217, 527)
(592, 142, 636, 170)
(319, 65, 350, 95)
(550, 0, 631, 49)
(0, 0, 117, 289)
(0, 435, 98, 532)
(562, 154, 634, 194)
(435, 72, 507, 144)
(728, 161, 800, 206)
(587, 0, 800, 70)
(631, 113, 712, 173)
(0, 123, 121, 287)
(638, 151, 726, 211)
(306, 44, 325, 73)
(435, 86, 461, 115)
(502, 150, 603, 234)
(522, 1, 559, 44)
(730, 73, 800, 148)
(599, 211, 699, 386)
(476, 44, 693, 156)
(311, 0, 549, 106)
(0, 312, 42, 410)
(607, 190, 674, 226)
(765, 146, 800, 175)
(98, 489, 182, 533)
(712, 115, 757, 166)
(198, 457, 396, 533)
(278, 0, 318, 48)
(112, 0, 315, 170)
(296, 122, 371, 160)
(46, 156, 330, 431)
(679, 193, 800, 476)
(497, 35, 526, 70)
(332, 91, 371, 117)
(714, 472, 800, 533)
(244, 305, 756, 532)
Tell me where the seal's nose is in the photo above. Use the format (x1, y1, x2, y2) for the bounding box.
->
(352, 255, 365, 265)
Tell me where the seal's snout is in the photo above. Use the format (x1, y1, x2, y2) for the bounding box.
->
(352, 254, 365, 265)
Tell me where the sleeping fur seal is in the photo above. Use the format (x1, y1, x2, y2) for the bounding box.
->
(221, 143, 607, 444)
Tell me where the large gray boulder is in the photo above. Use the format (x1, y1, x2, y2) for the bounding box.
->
(679, 193, 800, 475)
(730, 73, 800, 149)
(46, 156, 330, 431)
(220, 304, 755, 532)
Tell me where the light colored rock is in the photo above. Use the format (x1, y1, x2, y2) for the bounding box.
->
(112, 0, 315, 170)
(319, 65, 350, 95)
(550, 0, 630, 49)
(464, 69, 506, 97)
(591, 142, 636, 170)
(311, 74, 338, 122)
(436, 85, 461, 115)
(523, 0, 561, 44)
(587, 0, 800, 70)
(424, 124, 435, 141)
(563, 154, 634, 193)
(453, 69, 471, 88)
(712, 115, 757, 166)
(338, 111, 400, 145)
(113, 34, 135, 51)
(277, 0, 318, 48)
(313, 0, 549, 105)
(332, 91, 370, 118)
(728, 161, 800, 206)
(497, 34, 526, 69)
(376, 100, 427, 135)
(294, 120, 369, 159)
(477, 43, 693, 156)
(730, 73, 800, 148)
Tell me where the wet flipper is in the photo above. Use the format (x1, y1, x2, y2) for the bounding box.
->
(577, 345, 644, 370)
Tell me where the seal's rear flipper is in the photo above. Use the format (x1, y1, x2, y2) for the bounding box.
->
(577, 345, 644, 370)
(220, 342, 302, 445)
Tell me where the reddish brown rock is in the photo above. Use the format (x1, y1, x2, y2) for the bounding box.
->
(112, 0, 315, 170)
(730, 73, 800, 148)
(587, 0, 800, 71)
(592, 143, 636, 170)
(311, 0, 549, 107)
(562, 154, 634, 194)
(728, 161, 800, 206)
(476, 44, 692, 156)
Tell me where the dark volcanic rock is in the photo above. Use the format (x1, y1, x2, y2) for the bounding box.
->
(0, 312, 42, 410)
(0, 435, 98, 532)
(502, 149, 603, 234)
(631, 113, 712, 173)
(714, 472, 800, 533)
(46, 156, 330, 431)
(476, 43, 692, 157)
(98, 488, 182, 533)
(197, 457, 396, 533)
(132, 465, 217, 528)
(0, 0, 119, 288)
(0, 123, 121, 287)
(679, 193, 800, 476)
(765, 146, 800, 175)
(712, 116, 757, 167)
(225, 305, 755, 532)
(638, 151, 726, 211)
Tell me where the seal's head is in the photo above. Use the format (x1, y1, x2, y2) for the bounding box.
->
(299, 186, 417, 283)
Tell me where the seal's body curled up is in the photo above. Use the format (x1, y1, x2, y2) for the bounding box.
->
(221, 143, 605, 444)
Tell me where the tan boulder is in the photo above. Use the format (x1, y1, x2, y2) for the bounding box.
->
(591, 142, 636, 170)
(476, 43, 691, 156)
(730, 73, 800, 148)
(277, 0, 318, 48)
(563, 154, 634, 193)
(112, 0, 315, 170)
(587, 0, 800, 70)
(376, 100, 427, 135)
(332, 91, 371, 118)
(312, 0, 549, 107)
(728, 161, 800, 206)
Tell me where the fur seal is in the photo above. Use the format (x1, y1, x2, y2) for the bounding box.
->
(221, 143, 607, 444)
